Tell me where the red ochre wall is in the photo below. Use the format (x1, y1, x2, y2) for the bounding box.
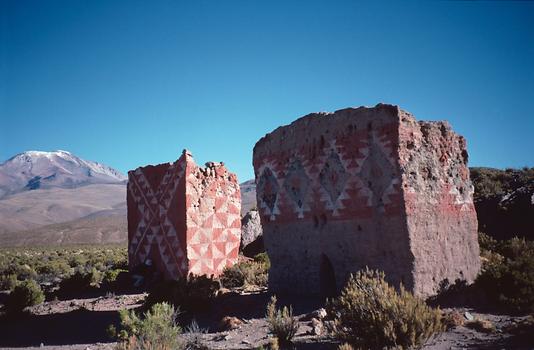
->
(127, 150, 241, 280)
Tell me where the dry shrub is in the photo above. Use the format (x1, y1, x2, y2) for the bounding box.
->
(266, 295, 299, 346)
(327, 268, 443, 349)
(442, 310, 465, 329)
(220, 260, 268, 288)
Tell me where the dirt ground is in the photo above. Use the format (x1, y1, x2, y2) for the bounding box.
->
(0, 289, 532, 350)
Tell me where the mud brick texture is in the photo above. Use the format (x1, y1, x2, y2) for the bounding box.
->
(253, 104, 480, 297)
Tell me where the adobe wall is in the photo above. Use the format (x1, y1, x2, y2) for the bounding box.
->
(127, 154, 188, 280)
(183, 152, 242, 276)
(127, 150, 241, 280)
(253, 104, 480, 297)
(253, 104, 414, 294)
(398, 111, 480, 295)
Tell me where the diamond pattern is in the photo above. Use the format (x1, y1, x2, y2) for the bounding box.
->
(283, 158, 311, 218)
(358, 136, 395, 208)
(257, 167, 280, 220)
(319, 150, 350, 205)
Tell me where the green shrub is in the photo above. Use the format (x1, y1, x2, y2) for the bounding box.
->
(476, 236, 534, 314)
(58, 269, 102, 297)
(220, 260, 268, 288)
(253, 252, 271, 267)
(220, 264, 245, 288)
(266, 295, 299, 346)
(0, 273, 18, 291)
(115, 302, 183, 350)
(5, 279, 45, 313)
(102, 268, 127, 285)
(327, 268, 443, 349)
(0, 245, 127, 289)
(144, 275, 219, 312)
(36, 259, 71, 277)
(479, 232, 499, 253)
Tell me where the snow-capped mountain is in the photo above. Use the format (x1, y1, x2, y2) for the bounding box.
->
(0, 150, 126, 198)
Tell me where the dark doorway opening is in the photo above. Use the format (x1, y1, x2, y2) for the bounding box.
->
(320, 254, 337, 298)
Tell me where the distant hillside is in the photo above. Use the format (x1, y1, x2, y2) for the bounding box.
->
(0, 211, 127, 247)
(0, 184, 126, 233)
(471, 167, 534, 240)
(240, 179, 256, 214)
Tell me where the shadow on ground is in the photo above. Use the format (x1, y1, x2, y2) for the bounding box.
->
(181, 289, 326, 331)
(0, 309, 119, 347)
(0, 290, 327, 347)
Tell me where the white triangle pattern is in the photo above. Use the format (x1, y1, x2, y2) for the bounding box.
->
(128, 160, 186, 279)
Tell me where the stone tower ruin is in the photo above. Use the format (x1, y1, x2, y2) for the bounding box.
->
(127, 150, 241, 280)
(253, 104, 480, 297)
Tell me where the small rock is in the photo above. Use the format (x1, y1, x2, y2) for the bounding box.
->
(464, 311, 474, 321)
(219, 316, 243, 331)
(303, 308, 327, 321)
(311, 318, 323, 335)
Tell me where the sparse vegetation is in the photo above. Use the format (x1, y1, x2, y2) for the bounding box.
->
(476, 234, 534, 314)
(265, 295, 299, 346)
(0, 245, 127, 292)
(470, 167, 534, 241)
(5, 279, 45, 313)
(470, 167, 534, 201)
(114, 302, 183, 350)
(327, 268, 443, 349)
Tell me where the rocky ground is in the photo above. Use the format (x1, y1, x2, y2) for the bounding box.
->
(0, 289, 532, 350)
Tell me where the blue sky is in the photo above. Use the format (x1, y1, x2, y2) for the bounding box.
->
(1, 0, 533, 182)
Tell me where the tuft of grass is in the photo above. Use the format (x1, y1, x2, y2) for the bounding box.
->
(266, 295, 299, 346)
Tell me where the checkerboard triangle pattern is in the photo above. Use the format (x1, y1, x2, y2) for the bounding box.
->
(185, 166, 241, 277)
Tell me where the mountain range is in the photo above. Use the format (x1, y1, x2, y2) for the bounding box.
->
(0, 150, 257, 247)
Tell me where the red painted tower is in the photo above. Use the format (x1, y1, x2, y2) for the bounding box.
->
(127, 150, 241, 279)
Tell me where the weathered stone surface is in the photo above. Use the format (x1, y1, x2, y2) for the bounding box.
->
(253, 104, 480, 297)
(127, 150, 241, 279)
(240, 209, 263, 250)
